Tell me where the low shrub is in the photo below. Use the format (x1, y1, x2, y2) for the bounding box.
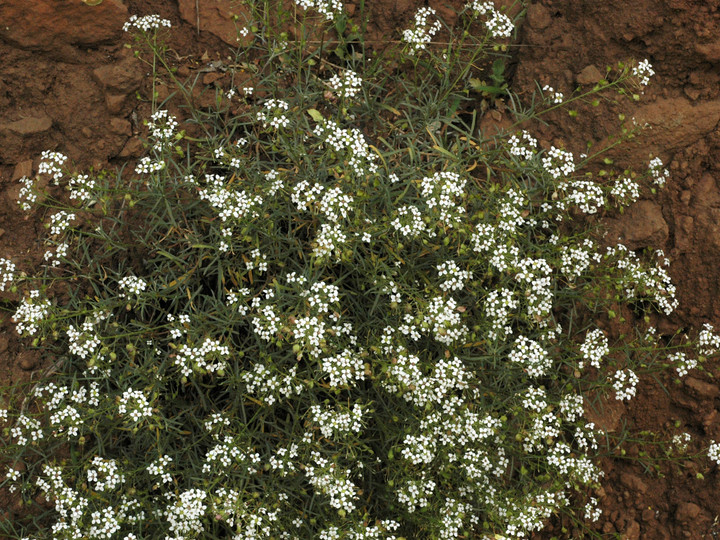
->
(1, 2, 716, 538)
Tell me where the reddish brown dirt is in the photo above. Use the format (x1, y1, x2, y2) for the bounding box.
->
(2, 0, 720, 538)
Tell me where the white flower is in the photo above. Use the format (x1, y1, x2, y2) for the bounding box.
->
(118, 388, 153, 423)
(612, 369, 639, 401)
(670, 351, 697, 378)
(648, 156, 669, 187)
(12, 292, 52, 336)
(123, 14, 171, 33)
(709, 440, 720, 465)
(699, 323, 720, 356)
(541, 146, 575, 179)
(632, 58, 655, 86)
(509, 336, 551, 377)
(118, 275, 148, 298)
(0, 258, 16, 292)
(295, 0, 344, 22)
(579, 328, 609, 369)
(402, 7, 442, 55)
(542, 84, 564, 104)
(467, 1, 514, 38)
(135, 156, 165, 174)
(327, 69, 363, 99)
(87, 457, 125, 492)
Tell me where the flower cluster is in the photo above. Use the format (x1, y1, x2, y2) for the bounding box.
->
(310, 403, 364, 439)
(467, 1, 514, 38)
(12, 290, 51, 336)
(313, 119, 379, 176)
(436, 260, 472, 291)
(10, 414, 44, 446)
(87, 457, 125, 492)
(424, 296, 469, 346)
(118, 275, 147, 298)
(148, 455, 173, 484)
(709, 440, 720, 466)
(175, 338, 230, 377)
(135, 155, 165, 174)
(632, 58, 655, 86)
(698, 324, 720, 356)
(612, 369, 639, 401)
(295, 0, 344, 22)
(49, 211, 75, 236)
(147, 109, 178, 149)
(419, 171, 468, 227)
(648, 156, 670, 187)
(123, 14, 171, 32)
(321, 348, 366, 388)
(117, 388, 153, 423)
(68, 173, 97, 203)
(509, 335, 551, 377)
(256, 99, 290, 129)
(305, 451, 359, 513)
(402, 7, 442, 55)
(38, 150, 68, 184)
(508, 130, 537, 161)
(579, 328, 609, 369)
(562, 180, 605, 214)
(670, 351, 697, 378)
(610, 176, 640, 205)
(327, 69, 362, 99)
(541, 146, 576, 179)
(0, 257, 15, 292)
(542, 84, 564, 104)
(17, 175, 37, 211)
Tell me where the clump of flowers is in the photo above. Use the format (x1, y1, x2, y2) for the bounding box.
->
(0, 6, 716, 540)
(466, 1, 515, 38)
(632, 58, 655, 86)
(122, 14, 171, 32)
(327, 69, 362, 99)
(402, 6, 442, 55)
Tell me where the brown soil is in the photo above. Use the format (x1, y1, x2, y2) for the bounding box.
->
(2, 0, 720, 538)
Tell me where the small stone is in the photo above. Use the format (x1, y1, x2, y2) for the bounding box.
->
(2, 115, 52, 136)
(93, 51, 144, 93)
(602, 521, 616, 534)
(684, 376, 720, 399)
(177, 65, 191, 77)
(621, 519, 640, 540)
(12, 159, 33, 180)
(675, 502, 702, 522)
(620, 472, 648, 494)
(203, 72, 224, 86)
(17, 350, 39, 371)
(0, 0, 127, 53)
(118, 137, 144, 158)
(641, 508, 655, 521)
(106, 94, 126, 114)
(684, 86, 701, 100)
(109, 117, 131, 136)
(177, 0, 253, 47)
(0, 334, 9, 353)
(605, 200, 668, 250)
(526, 3, 551, 30)
(577, 64, 603, 85)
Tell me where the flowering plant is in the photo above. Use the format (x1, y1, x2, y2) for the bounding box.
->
(0, 2, 716, 539)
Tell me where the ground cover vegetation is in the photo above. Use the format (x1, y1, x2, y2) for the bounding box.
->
(1, 1, 718, 538)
